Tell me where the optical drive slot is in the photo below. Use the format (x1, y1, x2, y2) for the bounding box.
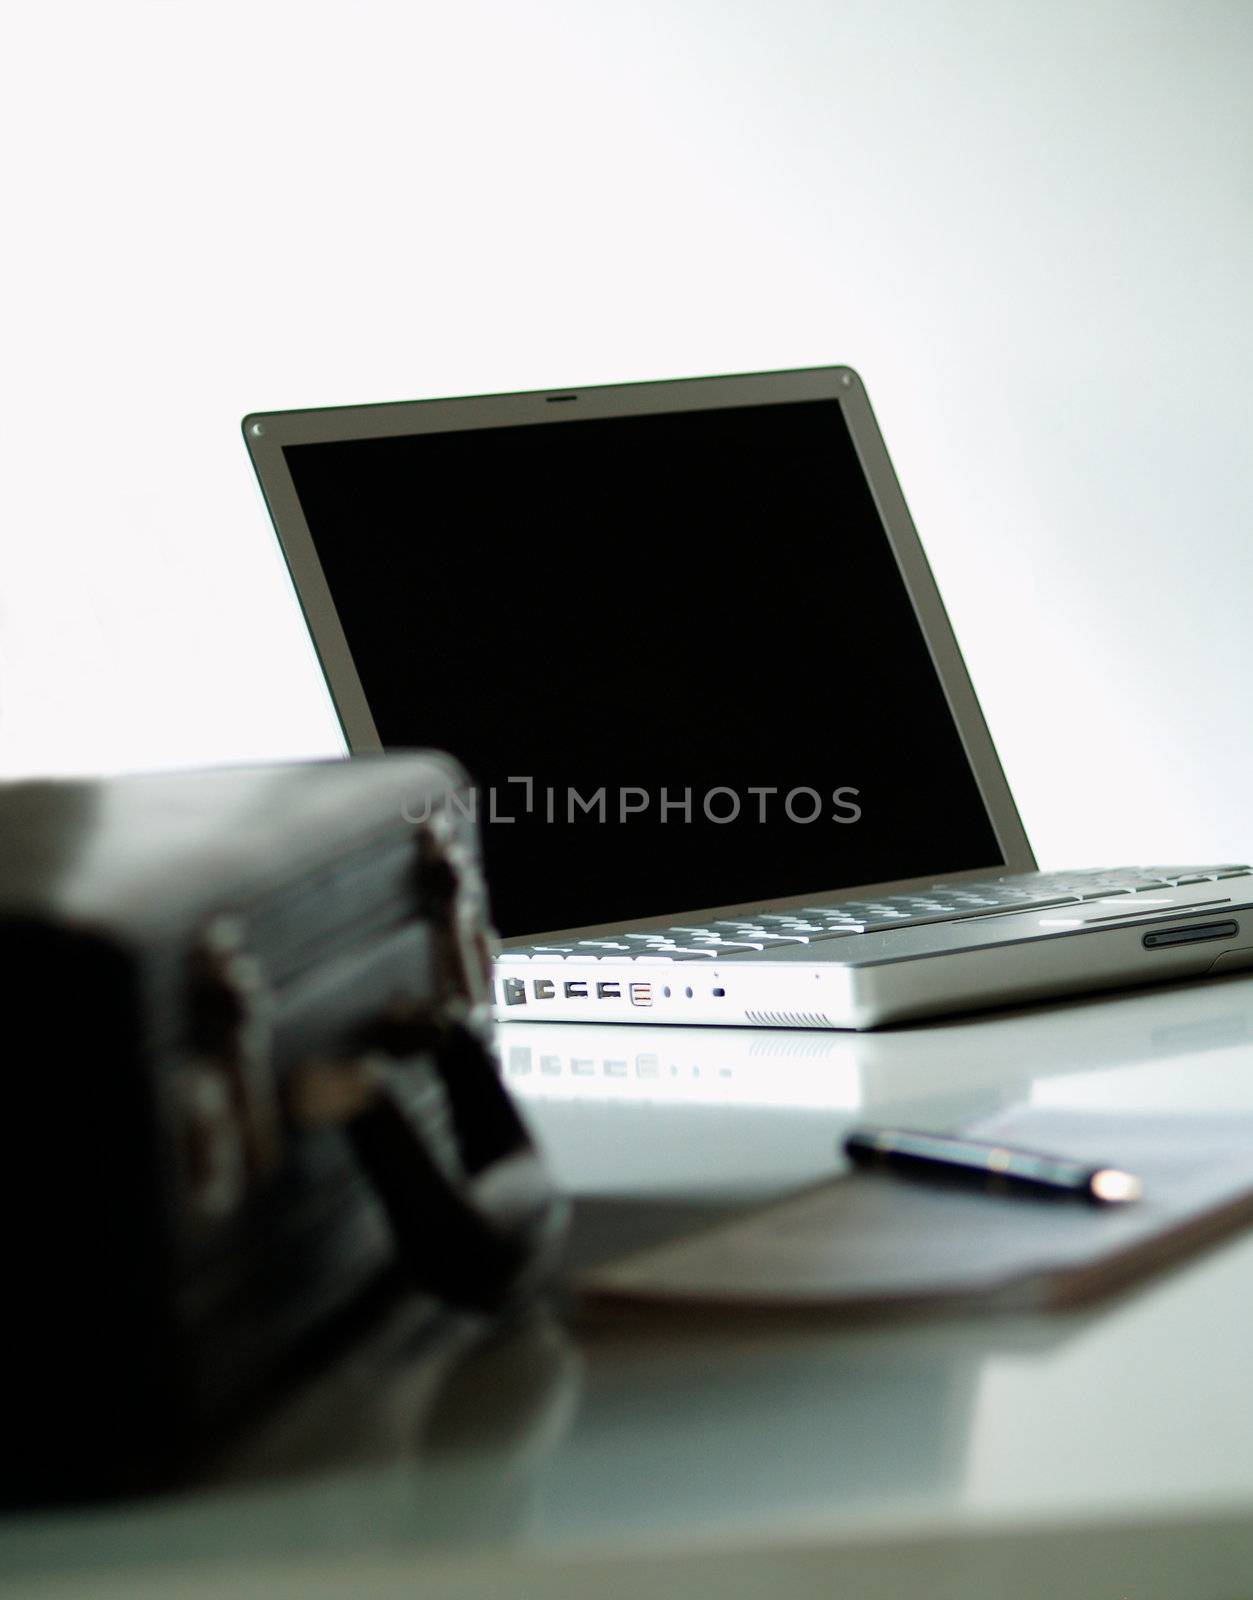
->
(1143, 920, 1238, 950)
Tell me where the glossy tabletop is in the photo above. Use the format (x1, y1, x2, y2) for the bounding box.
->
(9, 972, 1253, 1599)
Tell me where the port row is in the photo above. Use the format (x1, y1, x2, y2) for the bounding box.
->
(501, 977, 729, 1007)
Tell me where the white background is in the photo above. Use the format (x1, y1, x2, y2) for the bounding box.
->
(2, 0, 1250, 870)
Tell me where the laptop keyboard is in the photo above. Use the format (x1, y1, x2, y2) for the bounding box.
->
(502, 865, 1252, 963)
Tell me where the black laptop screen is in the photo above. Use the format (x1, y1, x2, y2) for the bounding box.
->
(283, 397, 1003, 935)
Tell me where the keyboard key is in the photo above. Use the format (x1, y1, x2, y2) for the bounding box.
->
(690, 939, 766, 952)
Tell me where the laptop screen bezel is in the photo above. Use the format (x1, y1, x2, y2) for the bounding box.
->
(242, 365, 1036, 936)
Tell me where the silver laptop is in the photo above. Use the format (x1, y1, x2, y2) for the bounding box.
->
(243, 366, 1253, 1028)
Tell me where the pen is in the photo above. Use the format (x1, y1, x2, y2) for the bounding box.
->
(842, 1127, 1143, 1205)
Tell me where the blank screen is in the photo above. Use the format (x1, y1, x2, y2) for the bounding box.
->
(283, 397, 1002, 934)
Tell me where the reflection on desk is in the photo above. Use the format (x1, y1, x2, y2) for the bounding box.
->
(499, 972, 1253, 1202)
(6, 973, 1253, 1600)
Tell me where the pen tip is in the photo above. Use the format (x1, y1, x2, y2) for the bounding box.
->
(1089, 1168, 1142, 1204)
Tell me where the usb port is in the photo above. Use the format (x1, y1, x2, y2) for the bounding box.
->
(501, 977, 527, 1006)
(564, 980, 589, 999)
(533, 978, 556, 1000)
(596, 981, 623, 1000)
(629, 982, 653, 1007)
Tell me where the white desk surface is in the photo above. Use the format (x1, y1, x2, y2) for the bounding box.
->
(9, 973, 1253, 1599)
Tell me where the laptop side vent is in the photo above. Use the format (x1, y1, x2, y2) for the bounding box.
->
(743, 1008, 833, 1029)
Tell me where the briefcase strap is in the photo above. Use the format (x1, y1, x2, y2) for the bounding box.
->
(287, 1010, 568, 1312)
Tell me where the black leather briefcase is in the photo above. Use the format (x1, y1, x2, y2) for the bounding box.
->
(3, 754, 565, 1503)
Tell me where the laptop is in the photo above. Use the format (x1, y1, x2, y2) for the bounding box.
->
(243, 366, 1253, 1028)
